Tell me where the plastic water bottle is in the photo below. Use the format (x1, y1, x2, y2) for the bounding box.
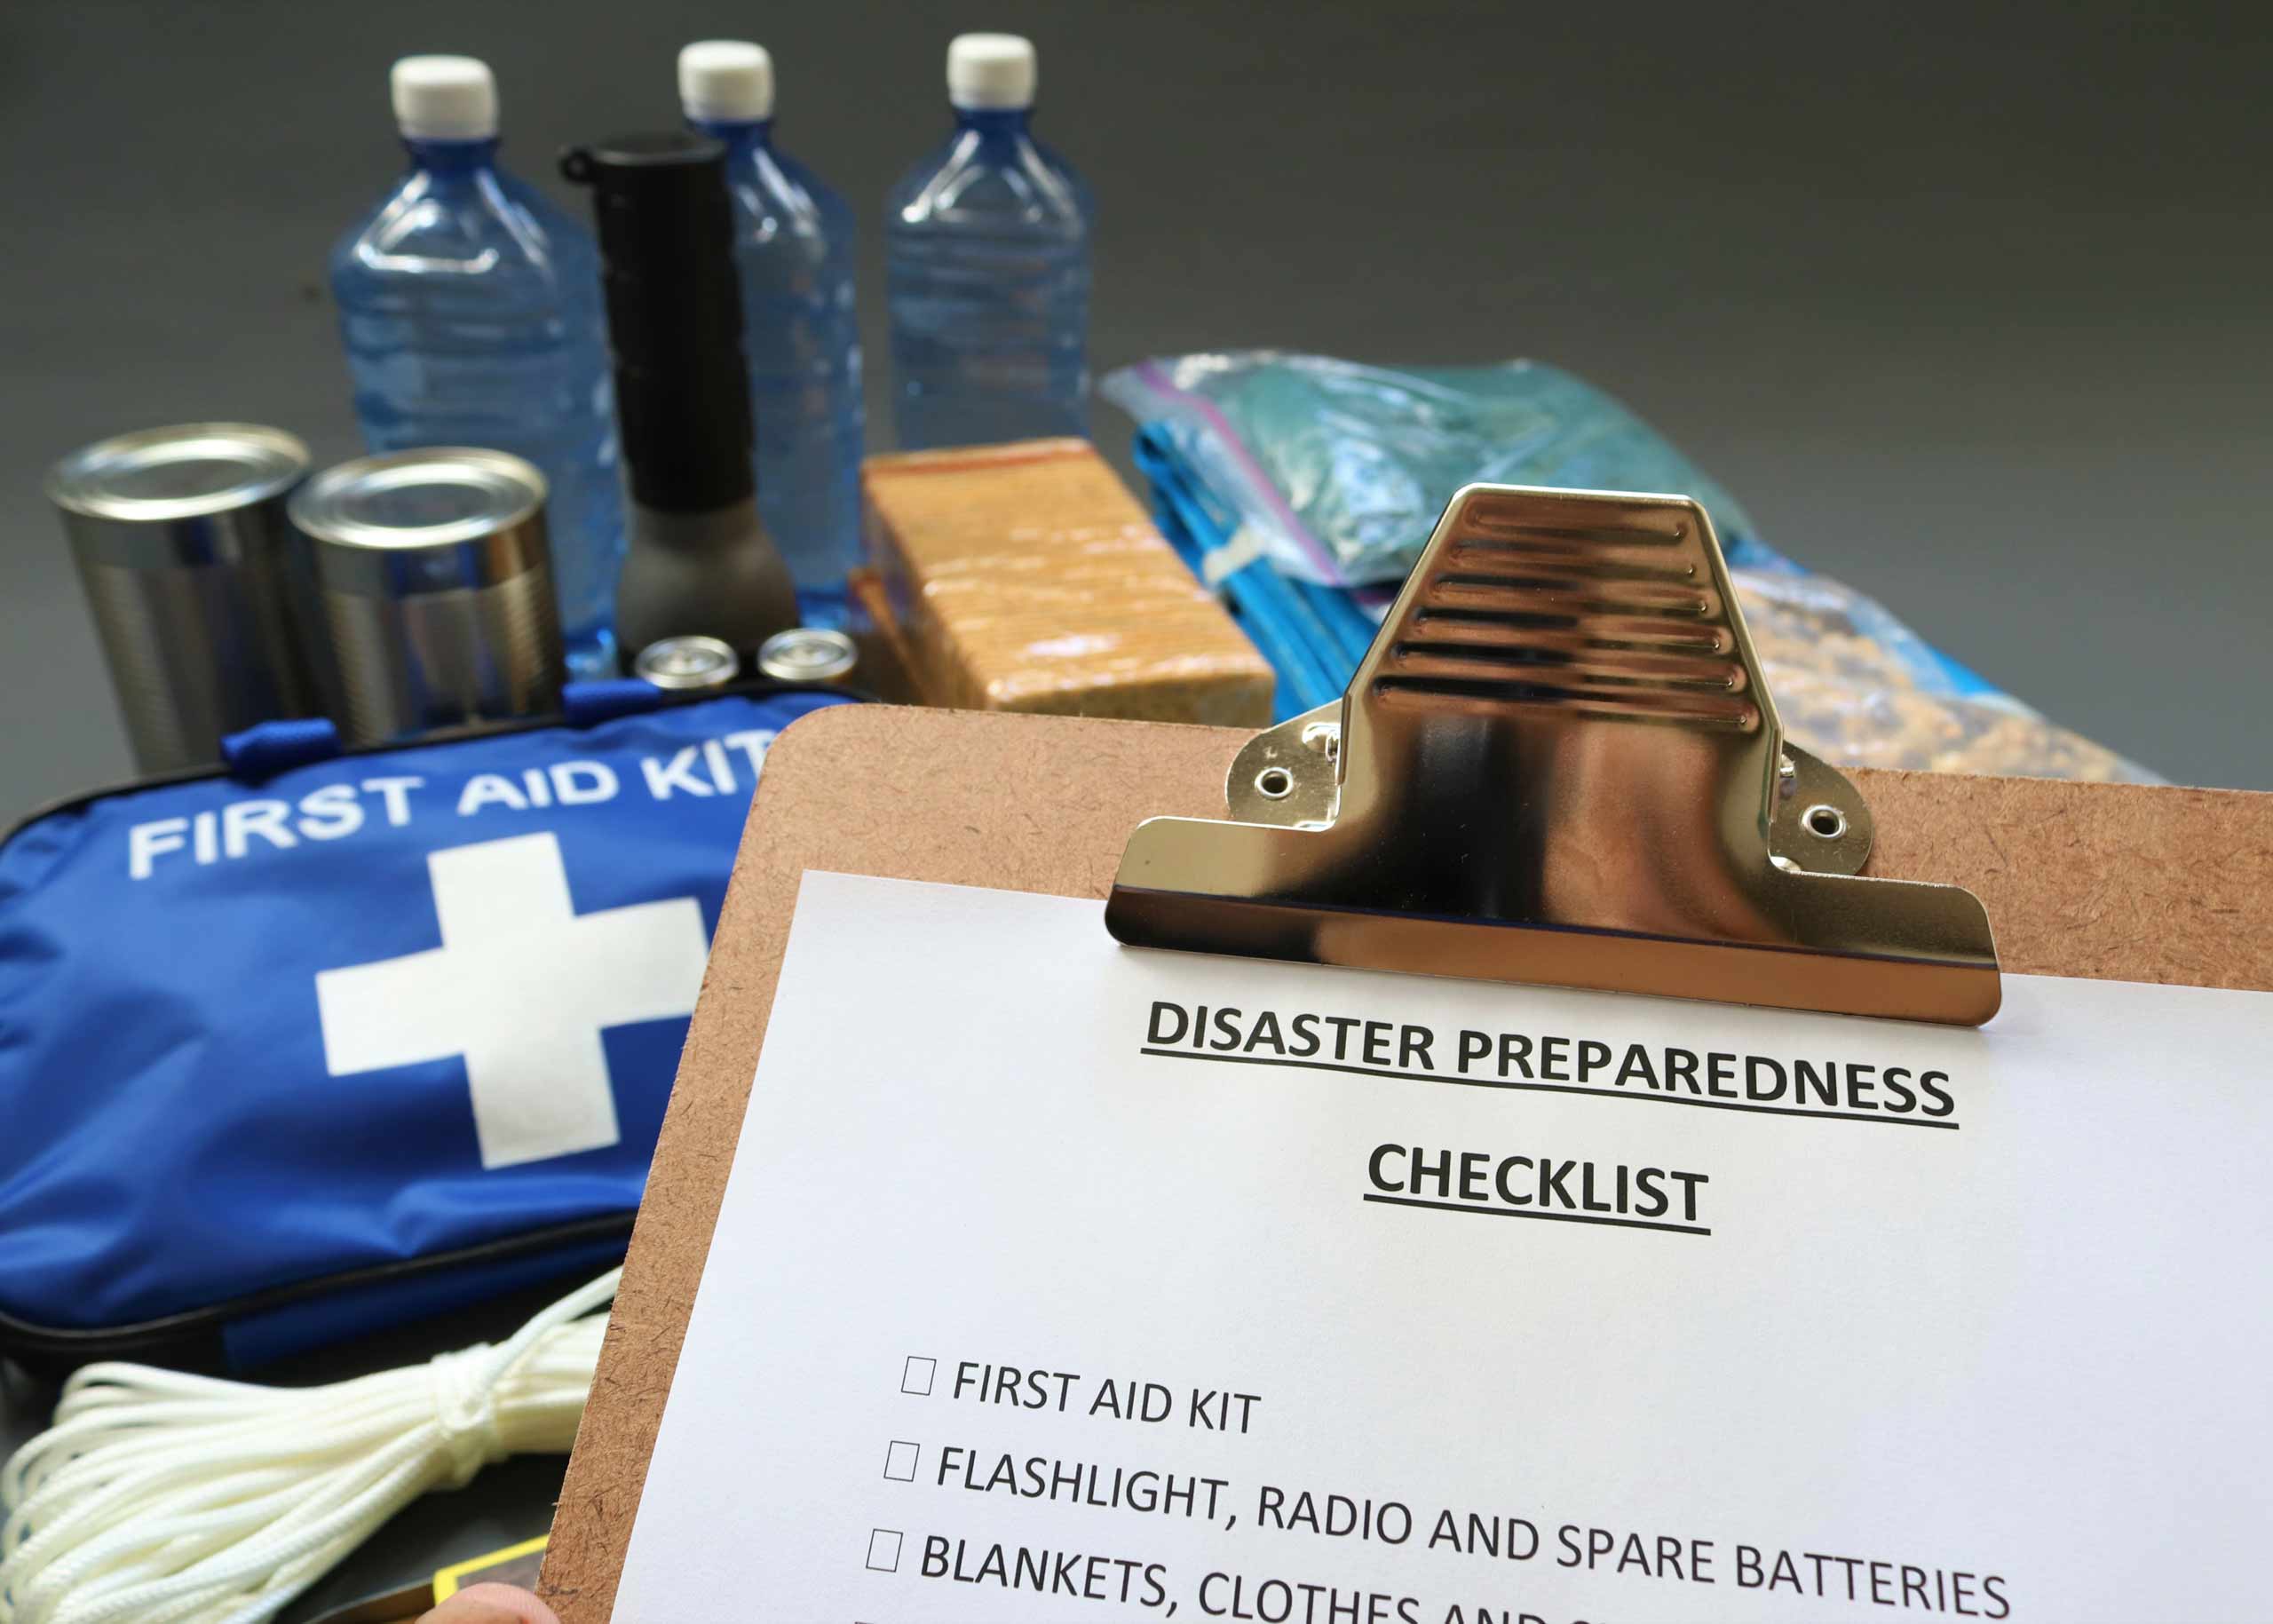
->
(885, 34, 1095, 451)
(329, 56, 623, 676)
(677, 41, 864, 621)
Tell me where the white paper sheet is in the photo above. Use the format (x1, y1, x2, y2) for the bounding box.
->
(613, 872, 2273, 1623)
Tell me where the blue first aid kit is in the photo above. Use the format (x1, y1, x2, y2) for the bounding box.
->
(0, 682, 857, 1373)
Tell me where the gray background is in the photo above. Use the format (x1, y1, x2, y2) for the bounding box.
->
(3, 0, 2269, 812)
(1, 0, 2266, 1616)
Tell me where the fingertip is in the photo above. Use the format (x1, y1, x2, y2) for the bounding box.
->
(420, 1582, 563, 1624)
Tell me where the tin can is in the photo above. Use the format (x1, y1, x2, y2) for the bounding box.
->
(634, 635, 741, 692)
(756, 627, 858, 685)
(289, 448, 564, 744)
(48, 423, 316, 772)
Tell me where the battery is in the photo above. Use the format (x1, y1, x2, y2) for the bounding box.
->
(48, 422, 317, 772)
(756, 627, 858, 685)
(289, 448, 564, 744)
(634, 635, 741, 691)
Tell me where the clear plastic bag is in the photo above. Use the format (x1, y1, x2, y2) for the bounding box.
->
(1105, 349, 2157, 782)
(1105, 350, 1770, 586)
(1733, 566, 2148, 780)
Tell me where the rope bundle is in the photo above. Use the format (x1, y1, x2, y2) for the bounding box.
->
(0, 1269, 616, 1624)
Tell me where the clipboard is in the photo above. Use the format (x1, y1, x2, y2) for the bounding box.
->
(541, 488, 2272, 1620)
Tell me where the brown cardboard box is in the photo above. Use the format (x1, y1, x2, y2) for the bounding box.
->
(860, 438, 1272, 725)
(843, 567, 924, 706)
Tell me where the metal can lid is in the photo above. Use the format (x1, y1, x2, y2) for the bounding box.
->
(47, 423, 310, 522)
(756, 627, 858, 684)
(289, 448, 547, 551)
(635, 635, 741, 690)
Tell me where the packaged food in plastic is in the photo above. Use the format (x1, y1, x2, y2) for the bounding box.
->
(859, 437, 1273, 725)
(1733, 564, 2147, 781)
(1105, 349, 2155, 782)
(1105, 350, 1770, 586)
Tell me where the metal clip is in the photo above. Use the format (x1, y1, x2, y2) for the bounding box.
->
(1107, 485, 2000, 1024)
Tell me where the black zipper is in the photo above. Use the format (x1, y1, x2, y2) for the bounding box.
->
(0, 1213, 637, 1375)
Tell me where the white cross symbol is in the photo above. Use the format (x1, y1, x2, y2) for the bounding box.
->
(315, 832, 710, 1169)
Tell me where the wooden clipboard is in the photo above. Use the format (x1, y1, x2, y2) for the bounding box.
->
(540, 701, 2271, 1620)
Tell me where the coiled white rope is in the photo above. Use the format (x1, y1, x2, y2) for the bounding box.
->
(0, 1268, 616, 1624)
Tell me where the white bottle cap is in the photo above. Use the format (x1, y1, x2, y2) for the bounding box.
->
(390, 55, 498, 140)
(679, 40, 775, 123)
(946, 33, 1037, 110)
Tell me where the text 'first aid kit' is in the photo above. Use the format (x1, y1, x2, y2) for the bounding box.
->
(0, 683, 856, 1373)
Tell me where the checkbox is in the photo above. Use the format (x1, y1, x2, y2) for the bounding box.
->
(867, 1528, 903, 1573)
(883, 1439, 920, 1482)
(900, 1355, 936, 1396)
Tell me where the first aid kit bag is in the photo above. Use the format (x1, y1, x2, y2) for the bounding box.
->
(0, 682, 856, 1373)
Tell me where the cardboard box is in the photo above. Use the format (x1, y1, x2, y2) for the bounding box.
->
(844, 567, 925, 706)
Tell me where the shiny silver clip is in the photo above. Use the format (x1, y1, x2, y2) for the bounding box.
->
(1108, 485, 2000, 1024)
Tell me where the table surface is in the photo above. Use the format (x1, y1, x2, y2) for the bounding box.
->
(2, 0, 2267, 1613)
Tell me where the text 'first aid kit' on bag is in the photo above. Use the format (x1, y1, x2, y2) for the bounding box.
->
(0, 681, 859, 1374)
